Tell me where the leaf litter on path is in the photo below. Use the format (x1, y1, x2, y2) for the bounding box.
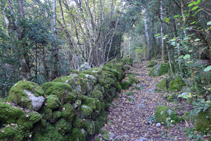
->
(94, 61, 194, 141)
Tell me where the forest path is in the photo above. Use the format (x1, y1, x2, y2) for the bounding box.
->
(97, 61, 189, 141)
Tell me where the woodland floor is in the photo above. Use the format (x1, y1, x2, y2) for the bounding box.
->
(93, 61, 200, 141)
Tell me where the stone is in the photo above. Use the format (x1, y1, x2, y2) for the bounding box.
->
(134, 137, 150, 141)
(154, 106, 181, 126)
(137, 104, 146, 109)
(8, 81, 44, 110)
(80, 62, 91, 71)
(24, 90, 45, 111)
(156, 123, 161, 127)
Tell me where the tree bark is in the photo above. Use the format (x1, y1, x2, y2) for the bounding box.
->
(160, 0, 166, 63)
(143, 8, 152, 60)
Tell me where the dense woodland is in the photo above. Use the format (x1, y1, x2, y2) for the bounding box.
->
(1, 0, 211, 140)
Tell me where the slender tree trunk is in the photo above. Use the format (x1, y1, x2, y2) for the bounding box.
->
(180, 0, 187, 38)
(51, 0, 59, 80)
(160, 0, 166, 63)
(143, 8, 152, 60)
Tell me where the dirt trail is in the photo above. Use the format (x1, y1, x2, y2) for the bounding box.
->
(98, 61, 190, 141)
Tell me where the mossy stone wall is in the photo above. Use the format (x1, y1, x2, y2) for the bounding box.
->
(0, 59, 129, 141)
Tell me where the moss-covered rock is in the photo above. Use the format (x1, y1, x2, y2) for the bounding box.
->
(115, 82, 122, 92)
(121, 81, 131, 89)
(80, 105, 93, 118)
(123, 65, 130, 71)
(55, 118, 72, 135)
(128, 74, 137, 84)
(194, 109, 211, 132)
(33, 124, 64, 141)
(41, 82, 74, 104)
(44, 108, 52, 120)
(73, 118, 86, 128)
(146, 60, 157, 68)
(52, 111, 62, 121)
(0, 103, 42, 140)
(52, 75, 74, 83)
(168, 76, 185, 92)
(61, 103, 76, 122)
(46, 95, 62, 110)
(117, 70, 124, 81)
(89, 91, 103, 100)
(155, 106, 181, 126)
(68, 128, 86, 141)
(85, 119, 95, 135)
(149, 63, 170, 77)
(82, 96, 96, 111)
(167, 94, 175, 101)
(156, 78, 167, 91)
(67, 76, 87, 95)
(8, 81, 45, 111)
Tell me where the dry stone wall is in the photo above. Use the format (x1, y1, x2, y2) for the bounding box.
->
(0, 59, 132, 141)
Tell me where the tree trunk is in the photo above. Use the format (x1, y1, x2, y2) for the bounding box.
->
(143, 8, 152, 60)
(160, 0, 166, 63)
(51, 0, 59, 80)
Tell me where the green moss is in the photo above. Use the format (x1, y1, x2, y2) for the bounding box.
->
(33, 124, 64, 141)
(46, 95, 62, 110)
(89, 91, 103, 100)
(8, 81, 44, 109)
(41, 82, 73, 103)
(61, 103, 76, 122)
(44, 108, 52, 120)
(156, 78, 167, 91)
(0, 103, 25, 124)
(123, 65, 130, 71)
(167, 94, 175, 101)
(154, 106, 181, 126)
(115, 82, 122, 92)
(99, 129, 110, 140)
(147, 60, 157, 68)
(67, 76, 87, 95)
(68, 128, 86, 141)
(29, 111, 42, 124)
(0, 126, 27, 141)
(194, 109, 211, 132)
(121, 81, 131, 89)
(83, 95, 96, 110)
(158, 63, 170, 76)
(80, 105, 93, 118)
(0, 103, 41, 140)
(168, 76, 185, 92)
(128, 74, 137, 84)
(55, 118, 72, 135)
(149, 63, 170, 77)
(73, 118, 86, 128)
(52, 75, 73, 83)
(85, 119, 95, 135)
(52, 111, 62, 119)
(149, 67, 156, 77)
(125, 91, 133, 96)
(112, 62, 123, 70)
(95, 98, 101, 112)
(117, 70, 124, 81)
